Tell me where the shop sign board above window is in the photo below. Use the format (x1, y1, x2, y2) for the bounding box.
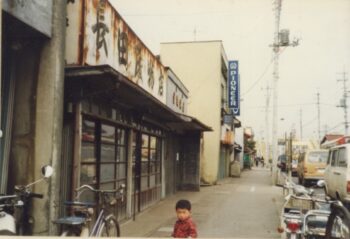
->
(66, 0, 166, 104)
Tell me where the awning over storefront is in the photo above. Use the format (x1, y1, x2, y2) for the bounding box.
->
(65, 65, 212, 132)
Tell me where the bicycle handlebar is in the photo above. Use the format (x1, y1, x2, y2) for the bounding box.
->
(28, 192, 44, 199)
(75, 184, 125, 194)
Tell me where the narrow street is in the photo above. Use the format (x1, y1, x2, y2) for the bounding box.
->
(121, 168, 284, 238)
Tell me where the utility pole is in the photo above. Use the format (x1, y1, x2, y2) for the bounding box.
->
(337, 71, 349, 135)
(264, 84, 270, 167)
(271, 0, 282, 185)
(299, 108, 303, 140)
(317, 93, 320, 140)
(270, 0, 299, 185)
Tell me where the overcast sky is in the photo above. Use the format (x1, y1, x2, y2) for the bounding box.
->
(110, 0, 350, 141)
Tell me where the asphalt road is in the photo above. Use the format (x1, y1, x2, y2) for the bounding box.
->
(132, 167, 285, 238)
(195, 168, 283, 238)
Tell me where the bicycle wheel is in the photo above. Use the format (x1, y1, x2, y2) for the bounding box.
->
(325, 204, 350, 239)
(97, 216, 120, 237)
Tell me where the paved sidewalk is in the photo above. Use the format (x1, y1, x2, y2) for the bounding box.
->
(121, 167, 284, 238)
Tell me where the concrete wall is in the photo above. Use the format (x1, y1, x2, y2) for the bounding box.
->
(161, 41, 223, 184)
(33, 0, 66, 234)
(3, 0, 66, 235)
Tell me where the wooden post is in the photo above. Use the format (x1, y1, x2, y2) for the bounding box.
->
(71, 102, 82, 199)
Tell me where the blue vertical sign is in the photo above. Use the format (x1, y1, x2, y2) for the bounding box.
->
(228, 60, 240, 115)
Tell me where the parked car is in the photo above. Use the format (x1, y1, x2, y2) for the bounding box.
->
(297, 149, 328, 186)
(277, 154, 287, 172)
(291, 159, 298, 176)
(324, 143, 350, 204)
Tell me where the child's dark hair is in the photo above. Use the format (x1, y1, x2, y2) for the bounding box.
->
(175, 199, 191, 211)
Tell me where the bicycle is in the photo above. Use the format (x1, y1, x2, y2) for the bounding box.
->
(54, 184, 125, 237)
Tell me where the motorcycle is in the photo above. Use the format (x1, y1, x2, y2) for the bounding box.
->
(0, 165, 53, 235)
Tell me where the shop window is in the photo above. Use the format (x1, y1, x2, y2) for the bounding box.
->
(137, 134, 162, 192)
(80, 119, 128, 216)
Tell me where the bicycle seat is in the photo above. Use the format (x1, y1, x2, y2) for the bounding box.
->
(53, 216, 86, 225)
(64, 201, 96, 207)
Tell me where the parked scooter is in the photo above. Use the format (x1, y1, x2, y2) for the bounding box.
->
(0, 165, 53, 235)
(280, 183, 311, 239)
(279, 180, 328, 239)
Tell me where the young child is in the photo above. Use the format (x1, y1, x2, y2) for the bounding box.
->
(172, 199, 198, 238)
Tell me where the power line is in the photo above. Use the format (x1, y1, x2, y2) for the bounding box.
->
(326, 122, 344, 133)
(245, 102, 314, 109)
(242, 47, 287, 97)
(302, 116, 318, 128)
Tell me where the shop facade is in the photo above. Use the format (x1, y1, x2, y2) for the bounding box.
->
(62, 0, 210, 224)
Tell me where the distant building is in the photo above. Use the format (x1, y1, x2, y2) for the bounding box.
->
(320, 134, 345, 149)
(161, 41, 240, 184)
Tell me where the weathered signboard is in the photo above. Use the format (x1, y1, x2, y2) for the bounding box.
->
(66, 0, 167, 103)
(3, 0, 53, 37)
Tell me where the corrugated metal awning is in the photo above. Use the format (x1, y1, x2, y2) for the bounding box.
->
(65, 65, 212, 132)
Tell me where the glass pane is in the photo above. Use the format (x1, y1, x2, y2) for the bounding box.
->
(100, 163, 116, 182)
(117, 163, 126, 180)
(150, 175, 156, 188)
(141, 176, 148, 190)
(101, 144, 115, 162)
(132, 147, 136, 162)
(82, 120, 95, 142)
(150, 149, 157, 161)
(331, 151, 338, 166)
(132, 177, 140, 192)
(157, 139, 162, 160)
(117, 147, 126, 162)
(132, 162, 136, 176)
(141, 162, 149, 175)
(80, 164, 97, 185)
(79, 190, 96, 203)
(101, 125, 115, 143)
(141, 148, 149, 162)
(338, 148, 348, 167)
(81, 142, 96, 162)
(150, 136, 156, 149)
(117, 129, 126, 145)
(156, 173, 161, 185)
(142, 134, 149, 148)
(156, 162, 161, 173)
(132, 132, 137, 147)
(82, 100, 90, 112)
(100, 182, 115, 190)
(117, 180, 126, 190)
(150, 162, 156, 174)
